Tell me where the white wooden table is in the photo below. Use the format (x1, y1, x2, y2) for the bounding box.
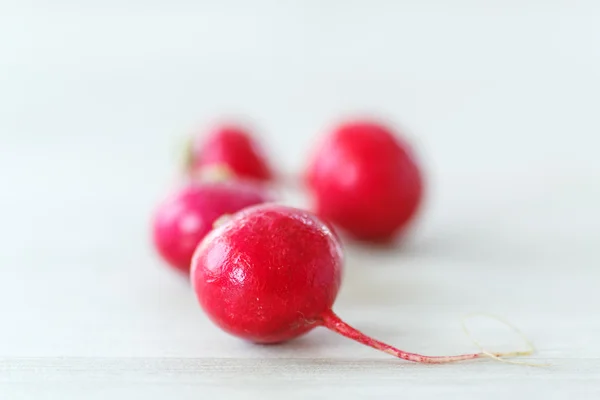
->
(1, 1, 599, 398)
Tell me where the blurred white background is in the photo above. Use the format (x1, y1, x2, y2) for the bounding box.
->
(2, 0, 598, 261)
(0, 1, 599, 398)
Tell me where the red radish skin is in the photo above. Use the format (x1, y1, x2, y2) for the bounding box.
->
(152, 180, 272, 274)
(191, 204, 515, 363)
(188, 125, 274, 182)
(305, 121, 423, 243)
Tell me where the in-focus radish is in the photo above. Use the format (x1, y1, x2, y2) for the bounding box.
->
(152, 180, 272, 273)
(188, 124, 274, 182)
(191, 204, 523, 363)
(305, 120, 423, 242)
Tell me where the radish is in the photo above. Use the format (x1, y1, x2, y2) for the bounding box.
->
(191, 204, 521, 363)
(187, 124, 274, 182)
(152, 180, 272, 273)
(305, 120, 423, 242)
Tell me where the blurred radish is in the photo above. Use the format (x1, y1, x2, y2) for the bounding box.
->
(187, 125, 274, 182)
(305, 120, 423, 243)
(152, 179, 272, 273)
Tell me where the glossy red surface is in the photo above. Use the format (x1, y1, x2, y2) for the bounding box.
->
(191, 204, 343, 343)
(305, 121, 423, 242)
(152, 180, 271, 273)
(190, 125, 273, 182)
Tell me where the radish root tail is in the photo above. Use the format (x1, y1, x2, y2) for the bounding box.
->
(321, 309, 538, 365)
(461, 313, 549, 367)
